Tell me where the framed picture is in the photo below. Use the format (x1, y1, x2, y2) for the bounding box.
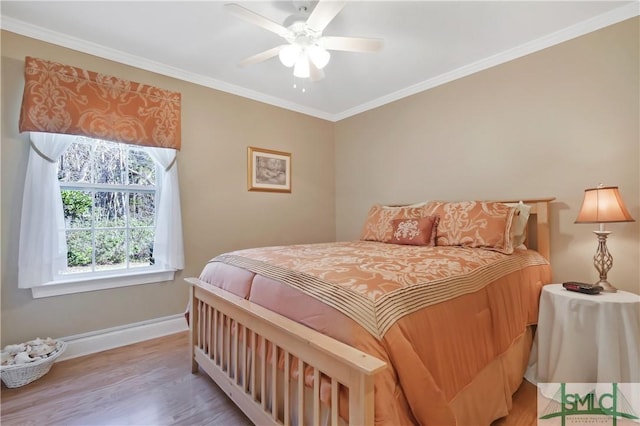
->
(247, 146, 291, 193)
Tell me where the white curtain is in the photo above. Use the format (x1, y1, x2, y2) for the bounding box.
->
(18, 132, 75, 288)
(19, 135, 184, 289)
(147, 147, 184, 270)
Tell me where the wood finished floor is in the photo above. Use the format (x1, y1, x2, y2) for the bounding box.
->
(1, 332, 536, 425)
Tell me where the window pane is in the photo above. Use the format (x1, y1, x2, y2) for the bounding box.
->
(95, 142, 125, 184)
(58, 137, 159, 277)
(130, 228, 155, 267)
(66, 230, 93, 273)
(129, 192, 155, 226)
(95, 229, 126, 271)
(61, 190, 92, 228)
(128, 149, 156, 186)
(94, 192, 126, 227)
(58, 142, 92, 183)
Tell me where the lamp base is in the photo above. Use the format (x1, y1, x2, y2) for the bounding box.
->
(592, 230, 616, 292)
(595, 279, 617, 293)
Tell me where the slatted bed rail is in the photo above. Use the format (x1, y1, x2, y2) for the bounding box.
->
(187, 277, 387, 426)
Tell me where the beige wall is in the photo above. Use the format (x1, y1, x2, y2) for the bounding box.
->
(2, 17, 639, 346)
(1, 31, 335, 345)
(335, 17, 639, 293)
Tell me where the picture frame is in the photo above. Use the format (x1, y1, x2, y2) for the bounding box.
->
(247, 146, 292, 193)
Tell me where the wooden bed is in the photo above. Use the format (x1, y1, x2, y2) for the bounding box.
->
(187, 198, 554, 425)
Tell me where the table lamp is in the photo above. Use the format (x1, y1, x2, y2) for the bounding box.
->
(575, 184, 635, 292)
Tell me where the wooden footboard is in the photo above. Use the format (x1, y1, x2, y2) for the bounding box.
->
(186, 277, 387, 426)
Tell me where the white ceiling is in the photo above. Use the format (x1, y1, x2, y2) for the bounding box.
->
(1, 1, 637, 121)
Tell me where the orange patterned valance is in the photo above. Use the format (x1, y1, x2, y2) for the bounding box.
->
(19, 56, 181, 150)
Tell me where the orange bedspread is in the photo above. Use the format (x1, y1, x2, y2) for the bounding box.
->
(199, 241, 552, 425)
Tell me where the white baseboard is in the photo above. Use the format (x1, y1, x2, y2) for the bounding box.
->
(57, 313, 188, 362)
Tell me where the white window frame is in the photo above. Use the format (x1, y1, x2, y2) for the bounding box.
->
(32, 269, 176, 298)
(30, 137, 176, 298)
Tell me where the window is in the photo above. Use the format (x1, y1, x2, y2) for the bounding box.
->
(18, 58, 183, 298)
(57, 137, 157, 276)
(19, 132, 183, 299)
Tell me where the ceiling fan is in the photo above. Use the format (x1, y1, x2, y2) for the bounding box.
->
(225, 0, 383, 82)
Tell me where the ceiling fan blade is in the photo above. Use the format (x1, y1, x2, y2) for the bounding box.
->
(225, 3, 289, 37)
(238, 46, 284, 67)
(320, 36, 383, 52)
(308, 61, 325, 82)
(306, 0, 346, 32)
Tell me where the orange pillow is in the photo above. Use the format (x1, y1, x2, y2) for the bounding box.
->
(389, 215, 440, 246)
(423, 201, 517, 254)
(360, 204, 426, 242)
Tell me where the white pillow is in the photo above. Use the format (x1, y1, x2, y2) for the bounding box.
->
(503, 201, 531, 247)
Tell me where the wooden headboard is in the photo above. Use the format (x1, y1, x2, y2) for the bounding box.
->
(497, 197, 554, 261)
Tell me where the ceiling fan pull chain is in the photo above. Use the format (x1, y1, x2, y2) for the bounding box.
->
(292, 76, 306, 93)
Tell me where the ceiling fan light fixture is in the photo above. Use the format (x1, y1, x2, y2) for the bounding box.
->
(226, 1, 382, 83)
(279, 44, 302, 68)
(308, 45, 330, 69)
(293, 55, 310, 78)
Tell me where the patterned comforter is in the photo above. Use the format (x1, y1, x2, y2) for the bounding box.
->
(199, 241, 552, 425)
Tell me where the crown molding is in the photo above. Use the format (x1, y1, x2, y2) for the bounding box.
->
(2, 2, 638, 122)
(333, 2, 640, 121)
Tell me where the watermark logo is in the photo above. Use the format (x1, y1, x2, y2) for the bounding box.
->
(538, 383, 640, 425)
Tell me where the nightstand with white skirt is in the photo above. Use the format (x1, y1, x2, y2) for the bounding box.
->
(526, 284, 640, 385)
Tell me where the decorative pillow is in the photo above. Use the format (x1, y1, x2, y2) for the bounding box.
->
(389, 215, 440, 246)
(503, 201, 531, 247)
(423, 201, 518, 254)
(360, 204, 426, 242)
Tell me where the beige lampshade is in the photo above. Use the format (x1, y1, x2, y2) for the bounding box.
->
(575, 186, 635, 224)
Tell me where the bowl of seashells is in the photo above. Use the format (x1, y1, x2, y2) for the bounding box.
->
(1, 338, 67, 388)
